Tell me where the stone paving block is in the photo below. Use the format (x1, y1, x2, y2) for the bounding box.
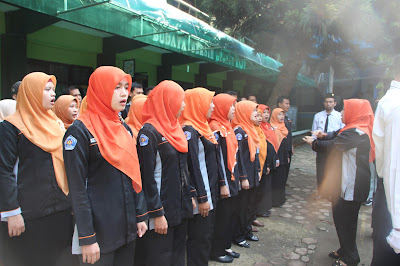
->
(308, 245, 316, 250)
(283, 252, 300, 260)
(302, 237, 318, 244)
(279, 213, 292, 218)
(318, 227, 327, 231)
(293, 188, 301, 191)
(291, 195, 304, 200)
(269, 257, 286, 265)
(294, 216, 305, 220)
(295, 248, 308, 255)
(299, 200, 308, 204)
(324, 213, 330, 216)
(301, 256, 310, 263)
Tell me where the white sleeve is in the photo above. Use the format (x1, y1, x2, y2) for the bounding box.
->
(372, 105, 385, 178)
(312, 114, 318, 132)
(1, 207, 22, 222)
(387, 109, 400, 229)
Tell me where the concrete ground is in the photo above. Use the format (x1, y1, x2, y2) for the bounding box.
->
(210, 144, 373, 266)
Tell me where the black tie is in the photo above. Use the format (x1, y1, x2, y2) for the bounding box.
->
(324, 114, 330, 132)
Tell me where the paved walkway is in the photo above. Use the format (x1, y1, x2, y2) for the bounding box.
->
(210, 144, 373, 266)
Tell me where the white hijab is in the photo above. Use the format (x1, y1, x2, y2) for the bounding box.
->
(0, 99, 16, 121)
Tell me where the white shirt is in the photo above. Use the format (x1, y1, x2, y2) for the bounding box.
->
(312, 109, 343, 133)
(373, 80, 400, 229)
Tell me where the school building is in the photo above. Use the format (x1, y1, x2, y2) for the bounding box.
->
(0, 0, 321, 130)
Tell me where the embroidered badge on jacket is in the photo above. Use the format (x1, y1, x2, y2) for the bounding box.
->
(139, 134, 149, 146)
(64, 135, 77, 151)
(236, 133, 242, 140)
(185, 131, 191, 140)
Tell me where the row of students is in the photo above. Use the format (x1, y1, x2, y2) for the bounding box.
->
(0, 66, 293, 266)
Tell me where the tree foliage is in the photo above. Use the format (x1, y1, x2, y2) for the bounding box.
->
(196, 0, 395, 105)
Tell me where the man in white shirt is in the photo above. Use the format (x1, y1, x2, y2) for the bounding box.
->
(371, 55, 400, 265)
(311, 93, 343, 198)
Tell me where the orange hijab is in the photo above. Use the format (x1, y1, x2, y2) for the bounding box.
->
(5, 72, 68, 195)
(258, 104, 279, 152)
(270, 108, 288, 149)
(179, 87, 217, 144)
(79, 96, 88, 115)
(54, 95, 79, 129)
(255, 108, 267, 173)
(339, 99, 375, 162)
(142, 80, 188, 153)
(125, 94, 147, 139)
(209, 93, 238, 179)
(231, 100, 259, 162)
(78, 66, 142, 192)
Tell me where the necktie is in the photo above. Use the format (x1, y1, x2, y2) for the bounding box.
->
(324, 114, 330, 132)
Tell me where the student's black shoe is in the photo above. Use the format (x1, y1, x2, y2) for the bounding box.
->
(211, 255, 234, 263)
(245, 234, 259, 241)
(225, 250, 240, 258)
(328, 251, 340, 259)
(234, 240, 250, 248)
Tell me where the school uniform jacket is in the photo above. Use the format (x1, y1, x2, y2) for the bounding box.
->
(264, 141, 277, 174)
(137, 123, 193, 229)
(284, 116, 293, 156)
(276, 137, 290, 166)
(0, 120, 70, 221)
(183, 126, 219, 211)
(312, 128, 371, 202)
(63, 120, 148, 253)
(214, 131, 240, 197)
(234, 127, 260, 189)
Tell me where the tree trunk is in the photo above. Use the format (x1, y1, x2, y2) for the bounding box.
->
(266, 51, 305, 107)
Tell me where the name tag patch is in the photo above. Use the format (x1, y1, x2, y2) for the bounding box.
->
(236, 133, 242, 141)
(139, 134, 149, 146)
(185, 131, 191, 140)
(90, 138, 97, 144)
(64, 135, 77, 151)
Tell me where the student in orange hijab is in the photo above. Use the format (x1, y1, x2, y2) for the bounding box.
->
(231, 100, 261, 248)
(270, 108, 290, 207)
(63, 66, 148, 265)
(304, 99, 374, 266)
(54, 95, 79, 129)
(79, 96, 88, 115)
(255, 104, 279, 218)
(125, 94, 147, 139)
(135, 80, 194, 266)
(179, 87, 220, 265)
(0, 72, 76, 266)
(209, 93, 240, 262)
